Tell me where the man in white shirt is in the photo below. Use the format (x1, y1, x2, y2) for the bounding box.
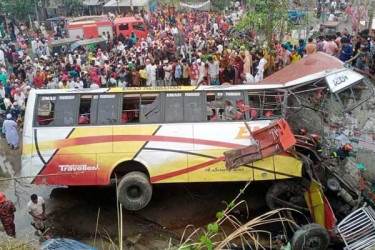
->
(0, 48, 5, 65)
(13, 88, 26, 108)
(145, 59, 156, 86)
(207, 57, 219, 85)
(28, 194, 46, 233)
(163, 60, 173, 86)
(0, 83, 5, 99)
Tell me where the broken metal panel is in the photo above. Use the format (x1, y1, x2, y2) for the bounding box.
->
(337, 206, 375, 250)
(224, 119, 296, 170)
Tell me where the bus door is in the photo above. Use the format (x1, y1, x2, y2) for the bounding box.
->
(88, 94, 120, 185)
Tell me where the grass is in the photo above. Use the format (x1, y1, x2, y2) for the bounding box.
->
(174, 181, 300, 250)
(0, 234, 37, 250)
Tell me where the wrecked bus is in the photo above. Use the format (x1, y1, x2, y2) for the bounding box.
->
(21, 53, 373, 223)
(21, 85, 303, 212)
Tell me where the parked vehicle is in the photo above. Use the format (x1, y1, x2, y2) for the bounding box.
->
(69, 37, 107, 52)
(113, 16, 148, 39)
(49, 38, 78, 54)
(288, 10, 306, 24)
(67, 16, 148, 40)
(320, 21, 339, 35)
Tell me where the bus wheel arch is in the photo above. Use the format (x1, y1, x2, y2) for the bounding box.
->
(111, 161, 152, 211)
(111, 160, 150, 180)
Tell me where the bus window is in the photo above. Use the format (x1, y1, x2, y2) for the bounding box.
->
(248, 92, 262, 119)
(121, 94, 140, 124)
(184, 92, 203, 122)
(97, 94, 119, 125)
(55, 95, 76, 126)
(165, 93, 183, 122)
(36, 96, 56, 126)
(263, 92, 283, 117)
(248, 91, 284, 119)
(206, 92, 243, 121)
(140, 94, 161, 123)
(78, 95, 96, 125)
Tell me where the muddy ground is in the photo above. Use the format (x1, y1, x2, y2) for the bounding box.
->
(0, 138, 269, 249)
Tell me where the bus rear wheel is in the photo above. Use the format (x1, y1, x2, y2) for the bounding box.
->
(117, 171, 152, 211)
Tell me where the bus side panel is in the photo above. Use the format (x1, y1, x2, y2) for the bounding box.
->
(187, 121, 302, 182)
(33, 126, 115, 185)
(188, 122, 254, 182)
(21, 90, 36, 182)
(136, 124, 192, 183)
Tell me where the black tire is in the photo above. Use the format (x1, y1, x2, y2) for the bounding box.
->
(291, 223, 329, 250)
(117, 171, 152, 211)
(265, 180, 308, 210)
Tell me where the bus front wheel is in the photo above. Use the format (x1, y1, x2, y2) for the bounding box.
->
(291, 223, 329, 250)
(117, 171, 152, 211)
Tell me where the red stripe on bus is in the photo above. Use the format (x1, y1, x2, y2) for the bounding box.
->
(55, 135, 243, 149)
(150, 156, 225, 183)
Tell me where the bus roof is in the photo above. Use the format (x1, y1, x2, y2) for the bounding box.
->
(261, 52, 344, 86)
(31, 61, 358, 96)
(31, 84, 290, 95)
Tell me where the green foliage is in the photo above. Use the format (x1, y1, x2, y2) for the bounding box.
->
(0, 0, 35, 21)
(207, 223, 219, 234)
(61, 0, 83, 16)
(158, 0, 180, 7)
(236, 0, 290, 46)
(215, 211, 224, 220)
(211, 0, 231, 11)
(199, 235, 213, 250)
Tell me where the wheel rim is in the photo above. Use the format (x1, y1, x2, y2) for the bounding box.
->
(305, 236, 323, 250)
(127, 185, 142, 199)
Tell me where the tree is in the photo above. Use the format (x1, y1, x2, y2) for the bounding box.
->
(61, 0, 83, 16)
(236, 0, 290, 48)
(211, 0, 231, 11)
(0, 0, 36, 22)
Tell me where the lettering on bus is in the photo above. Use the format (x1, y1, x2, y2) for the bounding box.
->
(235, 126, 262, 139)
(58, 164, 99, 172)
(205, 167, 245, 172)
(332, 75, 349, 87)
(123, 86, 184, 91)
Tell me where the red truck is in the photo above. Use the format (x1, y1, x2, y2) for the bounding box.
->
(67, 16, 148, 40)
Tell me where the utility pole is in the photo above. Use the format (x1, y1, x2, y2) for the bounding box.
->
(34, 0, 40, 23)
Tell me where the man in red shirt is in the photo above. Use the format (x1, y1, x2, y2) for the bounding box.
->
(33, 69, 46, 88)
(0, 192, 16, 237)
